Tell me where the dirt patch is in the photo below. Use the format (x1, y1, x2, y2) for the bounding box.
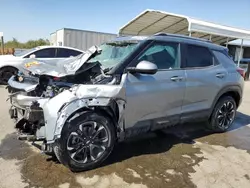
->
(19, 131, 204, 188)
(21, 155, 82, 188)
(0, 133, 31, 188)
(76, 173, 147, 188)
(73, 132, 204, 188)
(190, 142, 250, 187)
(0, 133, 31, 161)
(197, 112, 250, 152)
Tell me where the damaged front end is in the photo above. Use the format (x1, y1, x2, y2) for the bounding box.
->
(8, 88, 49, 140)
(7, 46, 106, 135)
(8, 75, 127, 151)
(6, 39, 141, 158)
(20, 76, 126, 155)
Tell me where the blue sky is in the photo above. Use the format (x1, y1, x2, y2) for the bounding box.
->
(1, 0, 250, 42)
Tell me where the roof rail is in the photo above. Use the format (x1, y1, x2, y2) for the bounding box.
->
(154, 32, 212, 43)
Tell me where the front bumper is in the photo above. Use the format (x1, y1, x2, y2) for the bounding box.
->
(9, 92, 45, 122)
(7, 74, 42, 120)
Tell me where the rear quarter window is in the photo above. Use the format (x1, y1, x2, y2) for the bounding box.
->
(212, 50, 236, 68)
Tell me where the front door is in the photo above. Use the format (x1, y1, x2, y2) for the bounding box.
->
(124, 41, 186, 131)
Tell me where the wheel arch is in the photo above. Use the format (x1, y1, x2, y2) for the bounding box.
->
(0, 65, 18, 72)
(209, 85, 242, 117)
(66, 102, 120, 127)
(57, 98, 122, 140)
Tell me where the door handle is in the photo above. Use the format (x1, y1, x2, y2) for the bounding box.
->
(216, 73, 225, 78)
(171, 76, 184, 81)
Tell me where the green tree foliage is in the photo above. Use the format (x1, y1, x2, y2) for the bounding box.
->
(4, 38, 50, 49)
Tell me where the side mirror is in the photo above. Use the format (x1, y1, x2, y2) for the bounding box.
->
(127, 61, 158, 75)
(29, 54, 36, 58)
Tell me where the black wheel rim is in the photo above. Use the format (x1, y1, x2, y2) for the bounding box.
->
(217, 101, 235, 130)
(66, 121, 109, 164)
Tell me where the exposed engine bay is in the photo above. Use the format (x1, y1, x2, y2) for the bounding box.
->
(8, 61, 112, 98)
(7, 61, 116, 139)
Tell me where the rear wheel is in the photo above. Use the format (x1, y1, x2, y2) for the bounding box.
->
(55, 111, 116, 172)
(0, 67, 18, 85)
(207, 96, 236, 132)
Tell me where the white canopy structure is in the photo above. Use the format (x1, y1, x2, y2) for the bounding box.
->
(119, 9, 250, 65)
(119, 9, 250, 45)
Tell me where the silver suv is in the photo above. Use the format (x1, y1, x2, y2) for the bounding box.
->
(8, 34, 244, 171)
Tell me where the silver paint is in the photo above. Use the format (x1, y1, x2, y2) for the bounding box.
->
(45, 76, 127, 143)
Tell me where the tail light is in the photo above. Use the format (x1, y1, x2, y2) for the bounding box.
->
(53, 77, 60, 81)
(236, 67, 245, 78)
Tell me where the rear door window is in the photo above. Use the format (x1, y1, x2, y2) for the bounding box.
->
(56, 48, 82, 58)
(185, 45, 213, 68)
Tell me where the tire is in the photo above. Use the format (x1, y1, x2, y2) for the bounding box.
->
(0, 67, 18, 85)
(55, 111, 116, 172)
(207, 96, 236, 132)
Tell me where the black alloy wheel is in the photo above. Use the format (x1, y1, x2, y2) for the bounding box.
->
(208, 96, 236, 132)
(55, 111, 116, 172)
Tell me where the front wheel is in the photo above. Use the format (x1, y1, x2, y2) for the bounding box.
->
(207, 96, 236, 132)
(55, 111, 116, 172)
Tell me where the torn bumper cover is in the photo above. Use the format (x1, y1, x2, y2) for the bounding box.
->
(8, 74, 44, 121)
(9, 91, 48, 122)
(41, 84, 126, 143)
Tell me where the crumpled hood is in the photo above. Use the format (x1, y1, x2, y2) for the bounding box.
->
(20, 46, 100, 77)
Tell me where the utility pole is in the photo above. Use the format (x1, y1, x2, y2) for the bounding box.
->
(0, 32, 4, 55)
(237, 39, 244, 67)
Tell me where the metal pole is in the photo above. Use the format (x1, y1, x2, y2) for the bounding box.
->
(226, 37, 229, 48)
(237, 39, 244, 67)
(1, 36, 4, 55)
(189, 32, 192, 37)
(209, 35, 212, 41)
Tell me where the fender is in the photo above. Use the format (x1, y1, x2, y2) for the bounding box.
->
(54, 97, 126, 141)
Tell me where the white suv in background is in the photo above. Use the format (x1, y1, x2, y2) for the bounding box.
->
(0, 46, 84, 84)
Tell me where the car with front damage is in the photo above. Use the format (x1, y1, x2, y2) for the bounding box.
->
(7, 34, 244, 171)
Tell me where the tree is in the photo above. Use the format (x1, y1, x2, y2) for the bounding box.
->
(4, 38, 50, 49)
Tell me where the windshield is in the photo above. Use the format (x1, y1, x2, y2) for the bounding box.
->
(87, 41, 139, 69)
(15, 48, 37, 57)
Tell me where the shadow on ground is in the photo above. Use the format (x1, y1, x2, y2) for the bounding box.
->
(103, 111, 250, 167)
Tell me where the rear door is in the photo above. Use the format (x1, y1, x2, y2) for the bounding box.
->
(124, 41, 186, 130)
(181, 44, 226, 121)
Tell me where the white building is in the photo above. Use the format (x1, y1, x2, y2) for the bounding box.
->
(50, 28, 117, 51)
